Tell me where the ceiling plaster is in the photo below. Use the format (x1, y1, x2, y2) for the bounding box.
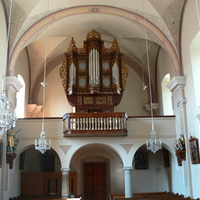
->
(3, 0, 186, 104)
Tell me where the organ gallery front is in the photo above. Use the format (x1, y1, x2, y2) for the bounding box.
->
(60, 30, 129, 136)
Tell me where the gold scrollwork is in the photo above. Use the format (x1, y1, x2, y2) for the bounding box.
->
(122, 57, 129, 89)
(96, 97, 106, 104)
(83, 97, 93, 104)
(86, 30, 101, 40)
(68, 37, 78, 53)
(60, 56, 67, 89)
(110, 37, 120, 53)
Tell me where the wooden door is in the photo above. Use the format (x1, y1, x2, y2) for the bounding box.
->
(84, 163, 106, 200)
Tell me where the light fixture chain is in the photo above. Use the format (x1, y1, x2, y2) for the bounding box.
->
(143, 0, 162, 153)
(42, 0, 49, 131)
(143, 0, 154, 130)
(35, 0, 51, 154)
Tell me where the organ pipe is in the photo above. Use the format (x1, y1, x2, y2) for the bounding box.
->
(89, 48, 100, 86)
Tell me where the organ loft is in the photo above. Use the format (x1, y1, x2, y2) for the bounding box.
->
(60, 30, 129, 136)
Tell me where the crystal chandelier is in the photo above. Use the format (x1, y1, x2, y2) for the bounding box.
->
(35, 130, 51, 154)
(35, 0, 51, 154)
(0, 0, 17, 136)
(143, 0, 162, 153)
(146, 124, 162, 154)
(0, 92, 17, 136)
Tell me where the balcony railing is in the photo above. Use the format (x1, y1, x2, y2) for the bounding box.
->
(63, 112, 128, 137)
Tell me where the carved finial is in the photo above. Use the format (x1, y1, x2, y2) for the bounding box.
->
(68, 37, 78, 53)
(110, 37, 120, 53)
(86, 30, 101, 40)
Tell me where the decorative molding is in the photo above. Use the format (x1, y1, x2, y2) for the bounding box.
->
(123, 166, 133, 171)
(88, 7, 102, 13)
(163, 0, 185, 53)
(61, 167, 70, 174)
(176, 96, 187, 108)
(120, 144, 133, 154)
(59, 145, 72, 155)
(167, 76, 186, 92)
(6, 76, 23, 92)
(10, 5, 181, 77)
(145, 103, 159, 112)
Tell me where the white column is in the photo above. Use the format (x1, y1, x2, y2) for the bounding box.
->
(61, 168, 70, 198)
(123, 166, 133, 198)
(167, 76, 193, 197)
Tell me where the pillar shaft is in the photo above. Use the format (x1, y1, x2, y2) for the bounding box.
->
(61, 168, 70, 198)
(123, 166, 133, 198)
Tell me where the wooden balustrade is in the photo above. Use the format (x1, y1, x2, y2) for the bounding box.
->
(63, 112, 128, 137)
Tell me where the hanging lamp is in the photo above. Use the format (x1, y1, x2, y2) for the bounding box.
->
(35, 0, 51, 154)
(142, 1, 162, 153)
(0, 0, 17, 136)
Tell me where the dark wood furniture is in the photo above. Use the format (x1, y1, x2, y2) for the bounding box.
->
(63, 112, 127, 137)
(60, 30, 128, 113)
(21, 172, 77, 197)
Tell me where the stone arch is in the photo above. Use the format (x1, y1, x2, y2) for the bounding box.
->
(61, 142, 126, 169)
(9, 5, 180, 76)
(16, 143, 62, 170)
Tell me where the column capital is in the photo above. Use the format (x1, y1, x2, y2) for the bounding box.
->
(6, 76, 22, 93)
(123, 166, 133, 171)
(167, 76, 186, 92)
(145, 103, 159, 112)
(61, 168, 70, 173)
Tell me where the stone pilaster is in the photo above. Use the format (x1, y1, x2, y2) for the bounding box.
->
(167, 76, 193, 197)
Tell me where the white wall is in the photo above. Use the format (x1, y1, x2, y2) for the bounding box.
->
(12, 116, 176, 197)
(37, 64, 72, 117)
(157, 47, 175, 116)
(179, 0, 200, 198)
(117, 66, 149, 116)
(4, 158, 21, 200)
(14, 48, 30, 117)
(36, 64, 149, 117)
(132, 149, 171, 193)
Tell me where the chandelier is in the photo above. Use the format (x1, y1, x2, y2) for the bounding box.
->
(35, 0, 51, 154)
(146, 125, 162, 154)
(0, 0, 17, 136)
(143, 0, 162, 153)
(0, 92, 17, 136)
(35, 130, 51, 154)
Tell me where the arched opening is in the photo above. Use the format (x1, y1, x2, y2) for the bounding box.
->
(161, 73, 173, 115)
(133, 145, 172, 193)
(19, 146, 62, 197)
(16, 74, 25, 118)
(70, 144, 123, 200)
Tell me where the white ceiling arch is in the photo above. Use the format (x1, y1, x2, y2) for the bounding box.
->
(9, 5, 181, 75)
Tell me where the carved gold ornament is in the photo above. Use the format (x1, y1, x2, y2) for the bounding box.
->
(86, 30, 101, 40)
(68, 37, 78, 53)
(60, 56, 67, 89)
(122, 58, 129, 89)
(110, 37, 120, 53)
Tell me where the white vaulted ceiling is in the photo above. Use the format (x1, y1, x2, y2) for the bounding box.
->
(3, 0, 186, 103)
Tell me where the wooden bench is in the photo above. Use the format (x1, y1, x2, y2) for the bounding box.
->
(108, 192, 193, 200)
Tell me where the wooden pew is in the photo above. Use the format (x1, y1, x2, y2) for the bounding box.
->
(108, 192, 192, 200)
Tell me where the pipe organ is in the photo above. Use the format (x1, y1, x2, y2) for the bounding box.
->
(60, 30, 128, 113)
